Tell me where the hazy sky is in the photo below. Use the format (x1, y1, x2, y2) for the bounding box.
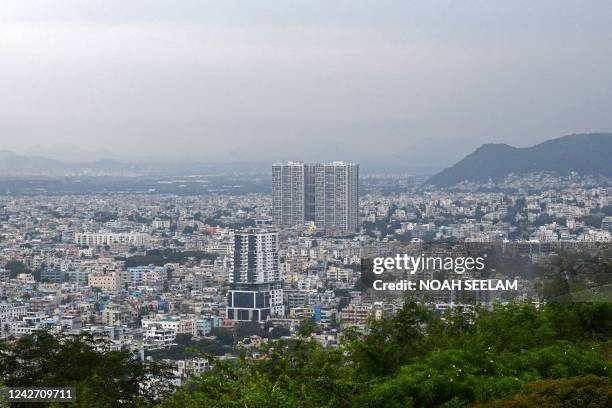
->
(1, 1, 611, 164)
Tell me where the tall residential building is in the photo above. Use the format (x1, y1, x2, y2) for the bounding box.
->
(313, 162, 360, 232)
(272, 161, 359, 232)
(227, 230, 284, 322)
(272, 161, 308, 227)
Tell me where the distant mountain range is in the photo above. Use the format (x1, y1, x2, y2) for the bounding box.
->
(426, 133, 612, 187)
(3, 133, 611, 180)
(0, 150, 123, 171)
(0, 150, 271, 177)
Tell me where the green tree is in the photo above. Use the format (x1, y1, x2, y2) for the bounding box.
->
(481, 375, 612, 408)
(4, 260, 29, 278)
(211, 327, 234, 346)
(296, 318, 317, 338)
(235, 321, 263, 341)
(0, 331, 173, 407)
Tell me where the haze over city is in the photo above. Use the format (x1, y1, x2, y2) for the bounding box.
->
(1, 0, 612, 166)
(1, 3, 612, 407)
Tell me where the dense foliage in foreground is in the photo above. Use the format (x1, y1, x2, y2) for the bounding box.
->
(0, 302, 610, 407)
(161, 302, 611, 408)
(0, 331, 173, 407)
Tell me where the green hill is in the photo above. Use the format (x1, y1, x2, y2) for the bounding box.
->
(427, 133, 612, 187)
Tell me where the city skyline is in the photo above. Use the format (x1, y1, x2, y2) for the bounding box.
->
(1, 2, 611, 406)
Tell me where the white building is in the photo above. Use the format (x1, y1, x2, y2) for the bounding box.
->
(74, 232, 150, 247)
(0, 303, 28, 320)
(144, 324, 176, 349)
(141, 316, 197, 337)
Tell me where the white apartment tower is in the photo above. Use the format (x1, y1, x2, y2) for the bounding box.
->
(272, 162, 309, 227)
(314, 162, 359, 232)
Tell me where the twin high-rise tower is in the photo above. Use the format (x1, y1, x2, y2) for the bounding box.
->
(272, 161, 359, 232)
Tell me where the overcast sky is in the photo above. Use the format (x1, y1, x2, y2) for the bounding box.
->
(1, 1, 611, 164)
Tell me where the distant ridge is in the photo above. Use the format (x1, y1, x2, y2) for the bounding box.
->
(0, 150, 66, 171)
(0, 150, 271, 176)
(426, 133, 612, 187)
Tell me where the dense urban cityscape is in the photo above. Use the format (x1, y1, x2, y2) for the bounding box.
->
(2, 2, 612, 404)
(1, 161, 610, 391)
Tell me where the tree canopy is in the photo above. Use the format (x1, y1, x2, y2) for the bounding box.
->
(1, 302, 610, 407)
(0, 331, 173, 407)
(160, 302, 612, 407)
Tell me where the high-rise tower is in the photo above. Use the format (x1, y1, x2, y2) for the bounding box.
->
(226, 229, 283, 321)
(272, 161, 359, 232)
(272, 161, 308, 228)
